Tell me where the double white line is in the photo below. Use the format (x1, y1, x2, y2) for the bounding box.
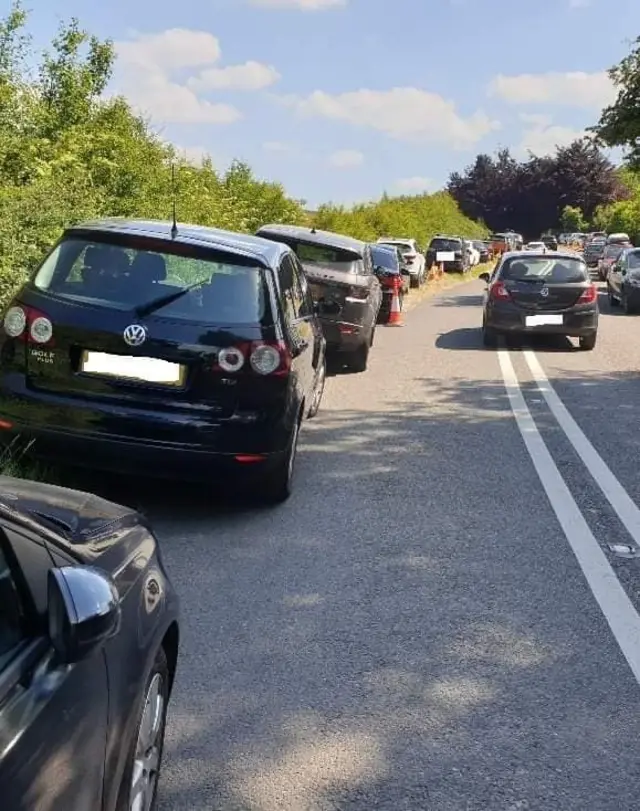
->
(498, 348, 640, 683)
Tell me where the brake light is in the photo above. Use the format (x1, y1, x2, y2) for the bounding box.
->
(3, 304, 54, 346)
(213, 341, 291, 377)
(489, 282, 510, 301)
(577, 283, 597, 304)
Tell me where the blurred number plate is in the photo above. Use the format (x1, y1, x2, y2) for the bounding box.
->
(81, 351, 184, 385)
(436, 251, 455, 262)
(525, 315, 563, 326)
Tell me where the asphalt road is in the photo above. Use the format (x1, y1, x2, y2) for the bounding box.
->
(136, 274, 640, 811)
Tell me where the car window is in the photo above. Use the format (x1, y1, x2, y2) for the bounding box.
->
(371, 247, 397, 270)
(278, 255, 303, 323)
(32, 236, 273, 325)
(430, 238, 461, 251)
(500, 256, 588, 283)
(627, 251, 640, 270)
(379, 241, 412, 253)
(605, 245, 623, 260)
(0, 540, 29, 669)
(289, 255, 313, 318)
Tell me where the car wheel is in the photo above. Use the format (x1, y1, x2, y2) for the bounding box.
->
(622, 291, 636, 315)
(262, 417, 300, 504)
(347, 341, 369, 373)
(579, 332, 597, 351)
(117, 648, 169, 811)
(307, 358, 325, 419)
(482, 324, 498, 348)
(410, 274, 419, 289)
(370, 326, 376, 347)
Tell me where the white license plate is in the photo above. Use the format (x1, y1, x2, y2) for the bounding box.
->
(525, 314, 563, 326)
(81, 352, 184, 385)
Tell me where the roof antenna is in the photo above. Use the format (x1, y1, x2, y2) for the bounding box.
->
(170, 163, 178, 239)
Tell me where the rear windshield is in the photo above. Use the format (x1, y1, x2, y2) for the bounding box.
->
(500, 256, 588, 283)
(261, 234, 362, 273)
(371, 246, 398, 270)
(32, 236, 272, 325)
(430, 238, 461, 251)
(379, 241, 412, 253)
(604, 245, 623, 259)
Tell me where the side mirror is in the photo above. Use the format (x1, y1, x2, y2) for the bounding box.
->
(48, 566, 121, 664)
(479, 272, 491, 283)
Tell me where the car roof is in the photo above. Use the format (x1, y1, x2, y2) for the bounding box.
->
(66, 218, 290, 268)
(501, 249, 584, 261)
(257, 223, 366, 255)
(377, 237, 414, 244)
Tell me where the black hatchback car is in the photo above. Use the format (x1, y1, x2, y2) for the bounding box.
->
(255, 224, 382, 372)
(426, 235, 470, 273)
(0, 219, 326, 503)
(0, 475, 179, 811)
(480, 251, 598, 350)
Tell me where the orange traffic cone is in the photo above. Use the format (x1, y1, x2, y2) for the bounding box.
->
(386, 277, 404, 327)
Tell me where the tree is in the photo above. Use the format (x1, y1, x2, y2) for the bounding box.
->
(560, 205, 587, 232)
(590, 36, 640, 167)
(447, 139, 625, 238)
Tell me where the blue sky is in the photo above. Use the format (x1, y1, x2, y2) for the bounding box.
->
(25, 0, 640, 207)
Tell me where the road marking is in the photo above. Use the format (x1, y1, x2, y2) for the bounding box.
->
(497, 349, 640, 684)
(524, 350, 640, 549)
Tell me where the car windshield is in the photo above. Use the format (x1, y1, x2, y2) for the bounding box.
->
(32, 236, 272, 324)
(472, 241, 484, 249)
(371, 246, 398, 270)
(605, 245, 623, 259)
(501, 256, 587, 283)
(430, 238, 461, 251)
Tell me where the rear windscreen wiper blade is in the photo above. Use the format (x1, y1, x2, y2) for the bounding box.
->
(134, 281, 205, 318)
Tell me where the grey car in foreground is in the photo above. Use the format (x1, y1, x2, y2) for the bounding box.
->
(480, 251, 598, 350)
(0, 475, 180, 811)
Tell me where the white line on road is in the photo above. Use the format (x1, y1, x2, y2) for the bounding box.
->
(524, 349, 640, 549)
(498, 349, 640, 685)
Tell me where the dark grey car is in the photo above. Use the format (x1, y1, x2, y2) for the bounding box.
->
(0, 476, 180, 811)
(256, 224, 382, 372)
(606, 247, 640, 314)
(480, 251, 598, 350)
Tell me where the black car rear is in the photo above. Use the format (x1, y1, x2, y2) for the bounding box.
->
(480, 252, 598, 350)
(584, 239, 606, 266)
(426, 236, 467, 272)
(256, 224, 382, 373)
(542, 235, 558, 251)
(0, 219, 325, 501)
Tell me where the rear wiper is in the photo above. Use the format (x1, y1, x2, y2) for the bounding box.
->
(134, 281, 205, 318)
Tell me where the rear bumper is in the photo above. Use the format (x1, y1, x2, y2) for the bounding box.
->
(0, 376, 295, 481)
(486, 304, 598, 336)
(319, 317, 370, 353)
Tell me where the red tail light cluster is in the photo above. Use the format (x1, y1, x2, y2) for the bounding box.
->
(214, 341, 291, 377)
(489, 282, 511, 301)
(3, 303, 54, 346)
(577, 283, 597, 304)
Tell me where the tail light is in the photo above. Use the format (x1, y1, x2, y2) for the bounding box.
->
(214, 341, 291, 377)
(489, 282, 511, 301)
(577, 283, 597, 304)
(3, 303, 54, 346)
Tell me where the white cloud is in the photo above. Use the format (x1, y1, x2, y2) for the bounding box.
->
(279, 88, 500, 148)
(517, 114, 586, 156)
(114, 28, 279, 125)
(327, 149, 364, 168)
(188, 61, 281, 92)
(249, 0, 345, 9)
(487, 71, 615, 109)
(394, 176, 436, 192)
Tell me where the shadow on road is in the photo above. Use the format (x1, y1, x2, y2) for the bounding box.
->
(436, 327, 576, 353)
(434, 294, 484, 308)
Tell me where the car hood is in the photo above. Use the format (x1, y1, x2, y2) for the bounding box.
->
(0, 475, 142, 557)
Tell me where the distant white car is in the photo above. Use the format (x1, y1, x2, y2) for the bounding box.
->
(464, 240, 480, 266)
(376, 238, 426, 287)
(525, 241, 547, 252)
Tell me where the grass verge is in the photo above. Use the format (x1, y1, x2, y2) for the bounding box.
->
(403, 262, 492, 313)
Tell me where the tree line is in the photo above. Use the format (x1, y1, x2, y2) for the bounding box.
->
(446, 36, 640, 242)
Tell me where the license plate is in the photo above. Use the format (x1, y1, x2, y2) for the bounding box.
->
(525, 314, 563, 326)
(81, 351, 185, 386)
